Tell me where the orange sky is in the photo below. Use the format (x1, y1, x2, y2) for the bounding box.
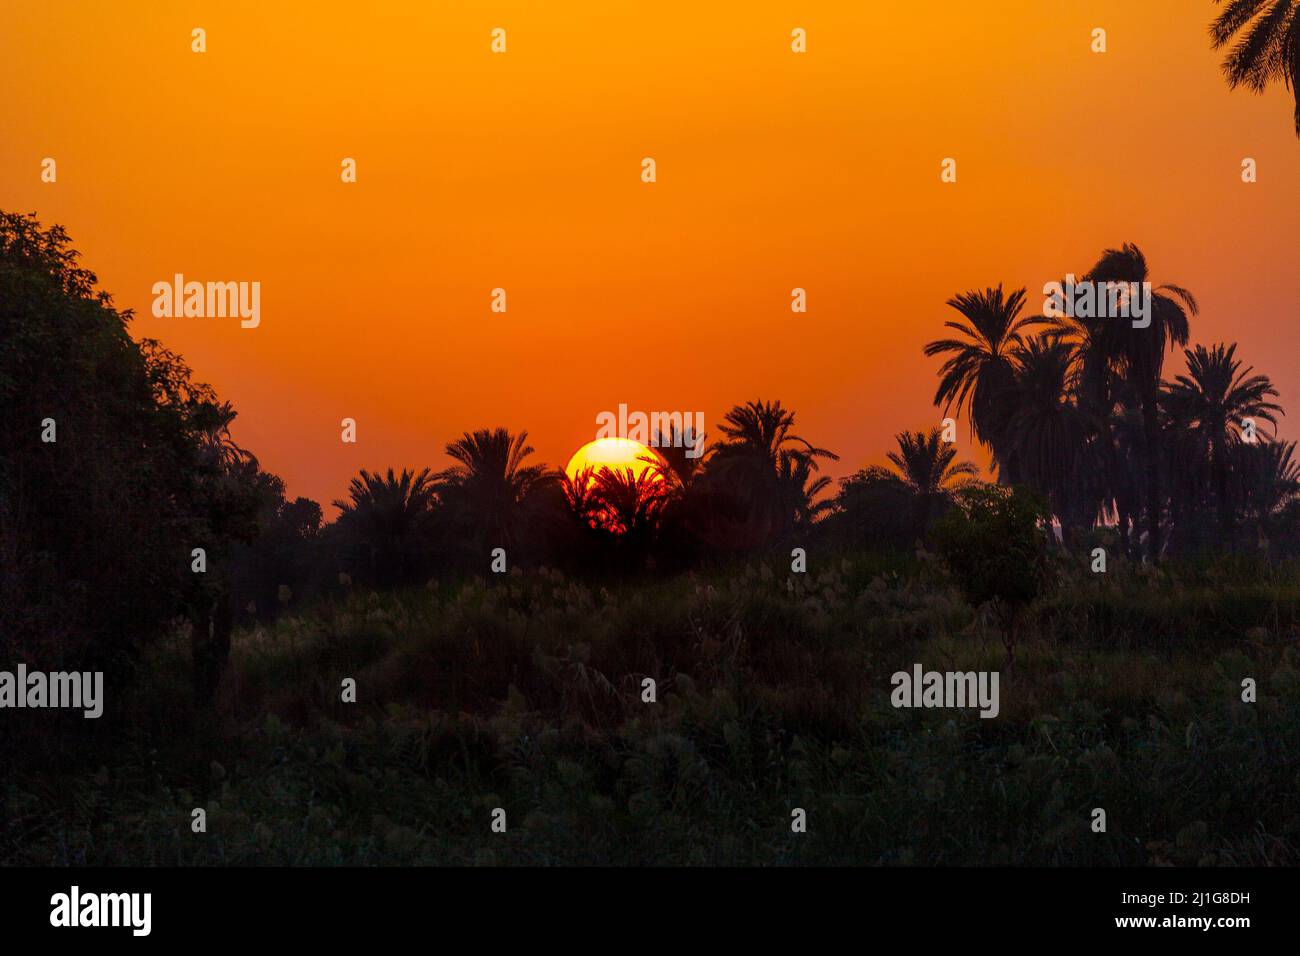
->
(3, 1, 1297, 511)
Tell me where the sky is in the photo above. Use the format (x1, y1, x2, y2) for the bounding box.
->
(3, 1, 1297, 511)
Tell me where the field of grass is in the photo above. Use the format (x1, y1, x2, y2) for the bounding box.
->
(5, 553, 1300, 866)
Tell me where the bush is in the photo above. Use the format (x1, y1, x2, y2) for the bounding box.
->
(931, 484, 1054, 660)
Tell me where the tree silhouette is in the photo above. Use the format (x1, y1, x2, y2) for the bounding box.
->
(867, 428, 979, 541)
(777, 452, 835, 531)
(1236, 439, 1300, 537)
(1086, 243, 1196, 559)
(333, 468, 437, 585)
(592, 467, 668, 538)
(711, 400, 837, 543)
(436, 427, 556, 557)
(1046, 278, 1128, 539)
(1209, 0, 1300, 134)
(1003, 335, 1089, 543)
(0, 211, 263, 702)
(924, 285, 1040, 481)
(638, 423, 709, 496)
(1165, 342, 1282, 542)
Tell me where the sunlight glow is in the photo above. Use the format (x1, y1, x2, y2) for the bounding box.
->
(564, 438, 663, 487)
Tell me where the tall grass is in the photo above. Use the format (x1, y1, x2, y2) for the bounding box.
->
(4, 555, 1297, 865)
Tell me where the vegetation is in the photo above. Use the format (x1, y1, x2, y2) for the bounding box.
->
(931, 485, 1054, 662)
(4, 212, 1299, 867)
(4, 555, 1299, 865)
(1209, 0, 1300, 135)
(926, 245, 1296, 561)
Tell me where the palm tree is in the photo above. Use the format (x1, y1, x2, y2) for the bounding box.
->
(560, 466, 603, 526)
(1108, 386, 1147, 554)
(923, 285, 1041, 481)
(715, 400, 836, 468)
(436, 427, 556, 551)
(1086, 243, 1197, 559)
(711, 400, 838, 542)
(867, 428, 979, 541)
(592, 467, 669, 538)
(192, 399, 257, 473)
(1236, 439, 1300, 526)
(639, 423, 710, 497)
(776, 451, 835, 530)
(1002, 336, 1090, 542)
(1164, 342, 1282, 542)
(332, 467, 437, 584)
(1046, 279, 1126, 536)
(1209, 0, 1300, 135)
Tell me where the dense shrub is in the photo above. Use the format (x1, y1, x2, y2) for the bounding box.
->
(931, 484, 1054, 660)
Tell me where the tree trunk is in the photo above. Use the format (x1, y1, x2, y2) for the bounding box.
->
(1214, 443, 1233, 552)
(190, 581, 233, 704)
(1141, 388, 1162, 561)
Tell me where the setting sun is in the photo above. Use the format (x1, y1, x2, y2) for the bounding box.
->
(564, 438, 663, 486)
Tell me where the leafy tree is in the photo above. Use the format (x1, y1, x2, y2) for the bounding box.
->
(0, 210, 260, 702)
(931, 484, 1054, 662)
(830, 469, 917, 550)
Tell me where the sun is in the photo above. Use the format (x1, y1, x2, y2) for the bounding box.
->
(564, 438, 663, 486)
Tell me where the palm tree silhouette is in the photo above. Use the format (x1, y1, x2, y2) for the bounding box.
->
(1108, 382, 1148, 554)
(436, 427, 556, 551)
(711, 400, 838, 542)
(777, 452, 835, 530)
(592, 466, 669, 538)
(867, 428, 979, 541)
(1165, 342, 1282, 541)
(715, 400, 836, 467)
(1002, 336, 1089, 542)
(638, 423, 709, 496)
(1236, 439, 1300, 534)
(560, 466, 603, 526)
(924, 285, 1040, 481)
(334, 467, 436, 525)
(1086, 243, 1196, 559)
(1209, 0, 1300, 134)
(332, 467, 437, 584)
(193, 399, 257, 473)
(1046, 278, 1127, 537)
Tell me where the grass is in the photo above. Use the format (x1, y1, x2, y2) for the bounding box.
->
(4, 554, 1299, 865)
